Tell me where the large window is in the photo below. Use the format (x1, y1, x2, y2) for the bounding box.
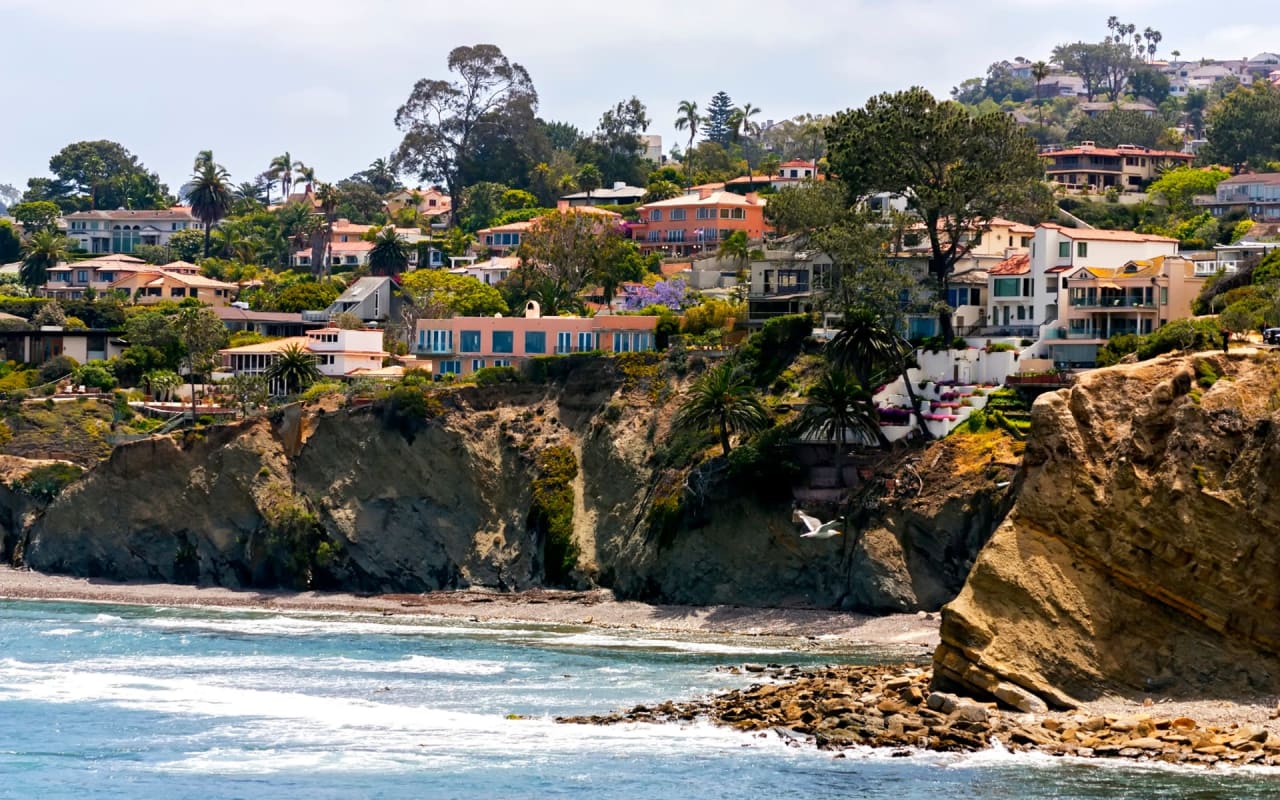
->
(578, 332, 595, 352)
(418, 329, 453, 353)
(696, 207, 715, 219)
(993, 278, 1022, 297)
(649, 209, 662, 221)
(460, 330, 481, 353)
(439, 360, 461, 375)
(471, 359, 486, 372)
(524, 331, 546, 354)
(556, 331, 572, 353)
(1058, 241, 1070, 258)
(1076, 241, 1088, 258)
(670, 209, 686, 221)
(492, 330, 513, 353)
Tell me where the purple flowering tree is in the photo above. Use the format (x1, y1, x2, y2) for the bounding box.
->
(624, 278, 691, 311)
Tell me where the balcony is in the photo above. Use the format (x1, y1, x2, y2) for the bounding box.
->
(1195, 261, 1237, 276)
(301, 310, 331, 323)
(1069, 297, 1158, 309)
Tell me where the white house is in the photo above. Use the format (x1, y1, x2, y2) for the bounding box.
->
(64, 207, 204, 255)
(218, 327, 388, 395)
(451, 256, 517, 286)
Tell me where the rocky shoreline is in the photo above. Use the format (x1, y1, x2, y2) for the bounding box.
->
(558, 664, 1280, 768)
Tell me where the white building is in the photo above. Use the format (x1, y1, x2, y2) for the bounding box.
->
(218, 327, 388, 395)
(451, 256, 517, 286)
(65, 207, 205, 255)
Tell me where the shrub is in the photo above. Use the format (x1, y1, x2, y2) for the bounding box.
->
(300, 380, 344, 402)
(379, 384, 445, 441)
(16, 463, 84, 501)
(472, 366, 520, 387)
(986, 342, 1015, 352)
(38, 355, 79, 386)
(736, 314, 813, 386)
(1195, 360, 1219, 389)
(73, 362, 116, 391)
(530, 446, 579, 585)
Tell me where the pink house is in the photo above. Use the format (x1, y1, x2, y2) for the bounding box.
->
(413, 303, 658, 376)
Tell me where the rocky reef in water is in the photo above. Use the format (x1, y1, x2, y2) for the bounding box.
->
(0, 356, 1015, 612)
(935, 350, 1280, 708)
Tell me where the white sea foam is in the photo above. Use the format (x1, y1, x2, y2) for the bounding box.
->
(545, 632, 792, 655)
(40, 628, 82, 636)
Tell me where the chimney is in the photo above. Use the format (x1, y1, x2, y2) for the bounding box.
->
(612, 181, 626, 190)
(556, 199, 570, 211)
(745, 192, 760, 204)
(698, 187, 713, 200)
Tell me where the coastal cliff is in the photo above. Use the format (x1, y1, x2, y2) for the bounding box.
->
(3, 357, 1012, 611)
(935, 350, 1280, 708)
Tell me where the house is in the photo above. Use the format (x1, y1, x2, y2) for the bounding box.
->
(1077, 100, 1159, 118)
(560, 182, 646, 207)
(64, 208, 205, 255)
(746, 248, 832, 325)
(413, 302, 659, 377)
(43, 254, 150, 299)
(1196, 173, 1280, 222)
(631, 189, 768, 256)
(308, 276, 397, 323)
(640, 134, 664, 164)
(386, 188, 451, 221)
(109, 265, 238, 307)
(451, 256, 518, 286)
(999, 224, 1179, 345)
(1041, 142, 1195, 192)
(212, 307, 323, 338)
(291, 221, 431, 271)
(475, 201, 622, 256)
(0, 328, 124, 365)
(218, 327, 388, 395)
(1045, 256, 1208, 367)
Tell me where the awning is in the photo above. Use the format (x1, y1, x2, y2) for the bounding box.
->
(1093, 281, 1122, 290)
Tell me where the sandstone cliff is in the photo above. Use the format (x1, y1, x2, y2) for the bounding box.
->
(936, 351, 1280, 708)
(8, 358, 1011, 611)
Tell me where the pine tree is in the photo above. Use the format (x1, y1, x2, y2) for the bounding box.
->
(705, 91, 735, 145)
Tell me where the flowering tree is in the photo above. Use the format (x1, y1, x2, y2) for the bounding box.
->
(624, 278, 691, 311)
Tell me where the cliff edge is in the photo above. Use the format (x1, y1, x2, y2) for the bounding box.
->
(935, 350, 1280, 708)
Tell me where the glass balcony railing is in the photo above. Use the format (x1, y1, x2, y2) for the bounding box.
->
(1069, 297, 1157, 308)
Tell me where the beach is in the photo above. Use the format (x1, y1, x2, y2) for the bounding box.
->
(0, 565, 940, 647)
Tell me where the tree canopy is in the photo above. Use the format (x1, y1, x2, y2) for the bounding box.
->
(24, 140, 170, 211)
(1147, 167, 1231, 216)
(825, 87, 1044, 340)
(399, 269, 508, 317)
(1202, 82, 1280, 170)
(1066, 109, 1171, 149)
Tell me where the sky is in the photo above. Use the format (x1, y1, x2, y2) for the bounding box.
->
(1, 0, 1278, 201)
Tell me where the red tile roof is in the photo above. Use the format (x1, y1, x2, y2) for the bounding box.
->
(989, 254, 1030, 275)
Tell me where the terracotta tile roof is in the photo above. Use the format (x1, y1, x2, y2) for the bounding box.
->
(638, 191, 766, 209)
(989, 254, 1030, 275)
(1219, 173, 1280, 187)
(1042, 145, 1193, 160)
(660, 261, 692, 276)
(65, 207, 197, 220)
(330, 241, 375, 253)
(986, 217, 1036, 234)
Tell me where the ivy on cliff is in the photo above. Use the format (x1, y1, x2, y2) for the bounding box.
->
(530, 445, 579, 586)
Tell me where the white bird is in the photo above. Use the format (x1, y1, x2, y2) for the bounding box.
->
(792, 508, 844, 539)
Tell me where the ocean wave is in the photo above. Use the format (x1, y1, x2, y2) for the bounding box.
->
(39, 628, 82, 636)
(539, 632, 793, 655)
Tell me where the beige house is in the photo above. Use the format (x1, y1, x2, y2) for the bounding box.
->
(111, 267, 238, 307)
(1047, 255, 1207, 366)
(1042, 143, 1195, 192)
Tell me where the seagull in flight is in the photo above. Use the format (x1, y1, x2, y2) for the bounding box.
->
(792, 508, 844, 539)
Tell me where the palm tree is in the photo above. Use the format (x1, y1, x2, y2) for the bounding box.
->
(187, 155, 234, 258)
(1031, 61, 1050, 129)
(717, 230, 751, 289)
(673, 362, 770, 457)
(314, 182, 341, 277)
(20, 229, 71, 290)
(368, 225, 409, 276)
(576, 164, 602, 201)
(144, 370, 182, 402)
(294, 163, 317, 194)
(797, 368, 878, 476)
(268, 342, 321, 396)
(674, 100, 701, 183)
(232, 181, 266, 214)
(268, 152, 294, 201)
(826, 310, 931, 441)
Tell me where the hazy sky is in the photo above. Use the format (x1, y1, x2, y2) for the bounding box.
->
(1, 0, 1277, 198)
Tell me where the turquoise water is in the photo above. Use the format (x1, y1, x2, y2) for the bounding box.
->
(0, 600, 1276, 799)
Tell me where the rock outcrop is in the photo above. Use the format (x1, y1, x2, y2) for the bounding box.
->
(8, 357, 1012, 610)
(936, 351, 1280, 707)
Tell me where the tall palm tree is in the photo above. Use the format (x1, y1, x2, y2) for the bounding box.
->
(797, 368, 879, 472)
(187, 155, 234, 258)
(575, 164, 602, 201)
(673, 361, 770, 457)
(717, 230, 751, 288)
(314, 182, 341, 277)
(268, 152, 294, 201)
(268, 342, 321, 396)
(21, 229, 71, 290)
(729, 102, 763, 173)
(368, 225, 409, 276)
(232, 181, 265, 214)
(1031, 61, 1050, 130)
(674, 100, 701, 183)
(294, 163, 317, 194)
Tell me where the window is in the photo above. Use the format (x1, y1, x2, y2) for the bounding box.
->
(170, 288, 186, 297)
(1076, 241, 1088, 258)
(649, 209, 662, 221)
(76, 270, 89, 283)
(993, 278, 1021, 297)
(99, 272, 114, 283)
(670, 209, 686, 221)
(460, 330, 481, 353)
(696, 207, 715, 219)
(1160, 287, 1169, 305)
(613, 331, 631, 353)
(492, 358, 511, 367)
(419, 329, 452, 353)
(524, 331, 546, 354)
(556, 331, 572, 353)
(632, 333, 652, 351)
(1022, 278, 1032, 296)
(1058, 241, 1070, 258)
(719, 208, 730, 219)
(647, 231, 660, 242)
(667, 229, 686, 243)
(578, 332, 595, 352)
(1021, 237, 1031, 247)
(730, 208, 745, 220)
(492, 330, 514, 353)
(471, 359, 486, 372)
(1016, 305, 1026, 320)
(439, 360, 461, 375)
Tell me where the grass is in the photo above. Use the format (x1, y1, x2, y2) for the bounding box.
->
(2, 398, 115, 466)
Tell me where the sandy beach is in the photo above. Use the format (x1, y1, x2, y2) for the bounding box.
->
(0, 565, 940, 648)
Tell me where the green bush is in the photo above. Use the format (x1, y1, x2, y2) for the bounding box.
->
(985, 342, 1015, 352)
(300, 380, 344, 402)
(16, 463, 84, 501)
(736, 314, 813, 386)
(73, 362, 117, 391)
(530, 445, 579, 585)
(1195, 360, 1219, 389)
(472, 366, 520, 387)
(38, 355, 80, 385)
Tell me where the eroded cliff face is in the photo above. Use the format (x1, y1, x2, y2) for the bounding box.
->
(12, 358, 1012, 610)
(935, 351, 1280, 708)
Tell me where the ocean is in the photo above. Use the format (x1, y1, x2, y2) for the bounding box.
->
(0, 599, 1275, 799)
